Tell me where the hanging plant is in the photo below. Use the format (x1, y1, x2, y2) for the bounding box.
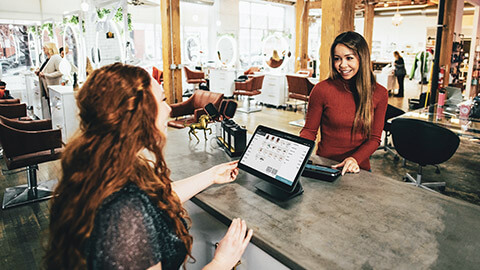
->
(97, 8, 111, 20)
(28, 25, 41, 37)
(42, 23, 54, 38)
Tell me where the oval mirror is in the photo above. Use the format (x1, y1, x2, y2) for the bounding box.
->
(95, 21, 124, 67)
(262, 35, 289, 70)
(216, 35, 237, 68)
(28, 32, 39, 67)
(184, 36, 201, 64)
(63, 25, 79, 70)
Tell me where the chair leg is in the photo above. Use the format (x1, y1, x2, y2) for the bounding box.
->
(2, 165, 58, 209)
(403, 165, 445, 193)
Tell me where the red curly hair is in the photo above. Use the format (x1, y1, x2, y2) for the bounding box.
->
(44, 63, 192, 269)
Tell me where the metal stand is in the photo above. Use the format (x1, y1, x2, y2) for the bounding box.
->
(377, 132, 399, 160)
(238, 97, 261, 113)
(403, 166, 445, 193)
(2, 165, 58, 209)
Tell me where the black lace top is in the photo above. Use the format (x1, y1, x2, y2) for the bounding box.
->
(85, 183, 187, 270)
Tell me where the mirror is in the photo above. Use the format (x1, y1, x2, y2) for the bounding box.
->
(184, 36, 201, 64)
(28, 32, 39, 67)
(262, 35, 289, 70)
(63, 25, 79, 70)
(215, 35, 237, 68)
(95, 21, 124, 67)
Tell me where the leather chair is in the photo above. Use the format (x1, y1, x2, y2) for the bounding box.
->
(234, 75, 265, 113)
(152, 66, 163, 84)
(0, 115, 63, 208)
(244, 67, 260, 76)
(0, 98, 20, 104)
(168, 90, 224, 128)
(184, 66, 206, 96)
(391, 118, 460, 192)
(286, 75, 315, 127)
(0, 103, 28, 119)
(377, 104, 405, 159)
(408, 92, 428, 110)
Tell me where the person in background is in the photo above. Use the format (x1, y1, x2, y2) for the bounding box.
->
(300, 31, 388, 175)
(35, 42, 62, 99)
(393, 51, 407, 97)
(44, 63, 252, 270)
(59, 47, 65, 58)
(0, 80, 14, 99)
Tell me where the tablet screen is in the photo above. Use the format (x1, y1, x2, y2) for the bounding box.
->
(239, 126, 314, 190)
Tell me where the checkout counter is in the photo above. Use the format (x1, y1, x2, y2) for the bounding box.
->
(165, 128, 480, 269)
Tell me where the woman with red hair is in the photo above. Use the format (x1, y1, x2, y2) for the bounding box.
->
(44, 63, 252, 270)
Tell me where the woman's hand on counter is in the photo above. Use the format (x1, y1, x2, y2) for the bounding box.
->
(332, 157, 360, 175)
(207, 160, 239, 185)
(204, 218, 253, 270)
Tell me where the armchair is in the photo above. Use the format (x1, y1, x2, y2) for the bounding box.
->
(152, 66, 163, 84)
(234, 75, 265, 113)
(168, 90, 224, 128)
(391, 118, 460, 192)
(0, 98, 20, 104)
(0, 103, 28, 119)
(377, 104, 405, 159)
(0, 116, 63, 208)
(286, 75, 315, 127)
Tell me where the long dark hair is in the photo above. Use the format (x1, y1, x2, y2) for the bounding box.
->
(44, 63, 192, 269)
(329, 31, 376, 138)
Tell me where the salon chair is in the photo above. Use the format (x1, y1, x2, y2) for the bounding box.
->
(0, 98, 20, 104)
(408, 92, 428, 110)
(0, 103, 29, 119)
(184, 66, 207, 97)
(152, 66, 163, 84)
(377, 105, 405, 159)
(0, 115, 63, 208)
(391, 118, 460, 192)
(286, 75, 314, 127)
(234, 75, 264, 113)
(168, 90, 224, 129)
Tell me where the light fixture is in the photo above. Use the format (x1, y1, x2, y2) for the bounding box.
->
(392, 0, 403, 26)
(81, 1, 89, 12)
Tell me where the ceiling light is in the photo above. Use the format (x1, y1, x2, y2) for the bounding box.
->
(392, 0, 403, 26)
(81, 2, 89, 12)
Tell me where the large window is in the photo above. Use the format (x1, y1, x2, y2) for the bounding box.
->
(239, 1, 286, 69)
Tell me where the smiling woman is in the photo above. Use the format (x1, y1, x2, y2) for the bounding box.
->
(300, 31, 388, 175)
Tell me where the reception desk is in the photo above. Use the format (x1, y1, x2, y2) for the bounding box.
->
(165, 128, 480, 269)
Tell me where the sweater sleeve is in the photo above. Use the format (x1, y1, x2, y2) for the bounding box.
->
(300, 83, 324, 141)
(44, 55, 63, 79)
(351, 85, 388, 165)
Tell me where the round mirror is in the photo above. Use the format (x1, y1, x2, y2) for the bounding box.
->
(28, 32, 39, 67)
(262, 35, 289, 70)
(184, 36, 201, 64)
(95, 21, 124, 67)
(215, 35, 237, 68)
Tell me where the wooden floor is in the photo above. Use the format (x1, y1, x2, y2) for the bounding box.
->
(1, 78, 479, 269)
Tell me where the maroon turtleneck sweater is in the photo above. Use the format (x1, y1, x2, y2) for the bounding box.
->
(300, 78, 388, 170)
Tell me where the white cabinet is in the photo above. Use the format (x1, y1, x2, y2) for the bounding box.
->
(257, 73, 287, 107)
(209, 69, 236, 97)
(49, 86, 79, 143)
(30, 77, 45, 119)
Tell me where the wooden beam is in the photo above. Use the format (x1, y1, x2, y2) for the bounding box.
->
(438, 0, 457, 88)
(309, 1, 322, 9)
(363, 1, 375, 53)
(160, 0, 182, 104)
(319, 0, 355, 80)
(294, 0, 309, 72)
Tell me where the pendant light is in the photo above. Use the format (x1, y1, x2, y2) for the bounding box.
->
(392, 0, 403, 26)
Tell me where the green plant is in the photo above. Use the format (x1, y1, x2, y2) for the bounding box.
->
(97, 8, 111, 19)
(42, 23, 54, 38)
(96, 7, 132, 31)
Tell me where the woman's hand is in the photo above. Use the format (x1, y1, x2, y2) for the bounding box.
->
(207, 218, 253, 270)
(39, 72, 45, 78)
(206, 160, 239, 185)
(332, 157, 360, 175)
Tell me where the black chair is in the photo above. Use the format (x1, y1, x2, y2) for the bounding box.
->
(408, 92, 427, 110)
(378, 104, 405, 159)
(391, 118, 460, 192)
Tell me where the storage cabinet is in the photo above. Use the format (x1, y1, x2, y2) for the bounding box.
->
(209, 69, 236, 97)
(257, 73, 287, 107)
(49, 86, 79, 143)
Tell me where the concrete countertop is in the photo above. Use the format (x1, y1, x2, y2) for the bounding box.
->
(165, 128, 480, 270)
